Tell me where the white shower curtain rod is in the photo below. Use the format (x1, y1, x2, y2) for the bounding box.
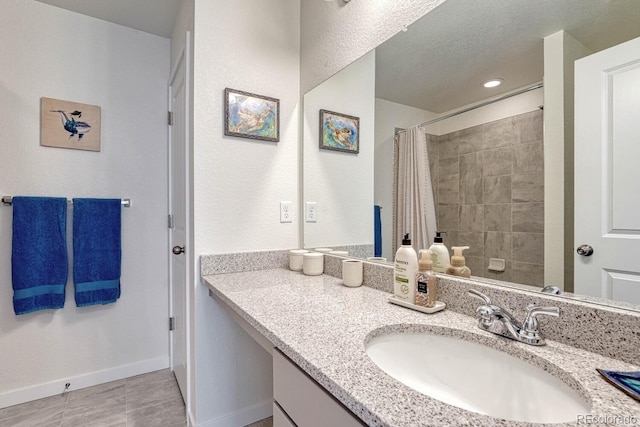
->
(396, 82, 544, 134)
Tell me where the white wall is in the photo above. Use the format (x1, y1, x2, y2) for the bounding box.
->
(428, 88, 543, 135)
(543, 31, 591, 291)
(303, 50, 376, 249)
(191, 0, 300, 425)
(300, 0, 446, 93)
(374, 99, 437, 260)
(0, 0, 170, 407)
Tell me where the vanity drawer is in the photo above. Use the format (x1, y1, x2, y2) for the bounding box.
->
(273, 349, 363, 427)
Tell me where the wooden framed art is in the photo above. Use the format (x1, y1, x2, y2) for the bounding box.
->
(41, 97, 101, 152)
(224, 88, 279, 142)
(319, 109, 359, 154)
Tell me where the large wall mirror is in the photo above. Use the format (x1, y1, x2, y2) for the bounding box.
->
(302, 0, 640, 310)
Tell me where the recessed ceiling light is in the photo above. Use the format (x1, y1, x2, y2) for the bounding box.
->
(483, 79, 503, 88)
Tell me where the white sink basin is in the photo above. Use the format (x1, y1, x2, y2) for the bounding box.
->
(366, 332, 590, 423)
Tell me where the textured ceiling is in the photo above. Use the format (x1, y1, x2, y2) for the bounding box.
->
(375, 0, 640, 113)
(32, 0, 640, 114)
(34, 0, 181, 38)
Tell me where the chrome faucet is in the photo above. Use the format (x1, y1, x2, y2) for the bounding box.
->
(468, 289, 560, 346)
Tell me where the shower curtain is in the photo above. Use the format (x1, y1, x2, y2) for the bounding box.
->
(393, 125, 437, 253)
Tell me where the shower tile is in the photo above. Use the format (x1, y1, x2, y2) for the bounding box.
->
(457, 231, 484, 258)
(438, 180, 459, 205)
(459, 205, 484, 232)
(438, 205, 459, 231)
(512, 232, 544, 264)
(441, 230, 458, 250)
(511, 262, 544, 287)
(459, 152, 483, 180)
(512, 172, 544, 203)
(438, 156, 459, 182)
(483, 147, 513, 177)
(485, 231, 512, 260)
(460, 178, 483, 205)
(516, 110, 543, 144)
(512, 202, 544, 233)
(484, 204, 511, 232)
(513, 141, 543, 174)
(484, 175, 512, 204)
(485, 260, 512, 282)
(484, 117, 515, 149)
(458, 125, 484, 154)
(465, 256, 484, 276)
(438, 132, 459, 159)
(427, 133, 439, 183)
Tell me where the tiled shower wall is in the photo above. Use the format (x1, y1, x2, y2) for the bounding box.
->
(427, 110, 544, 286)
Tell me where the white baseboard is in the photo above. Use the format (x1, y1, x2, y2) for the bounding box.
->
(197, 400, 272, 427)
(0, 355, 169, 409)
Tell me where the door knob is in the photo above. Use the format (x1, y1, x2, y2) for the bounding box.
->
(172, 245, 185, 255)
(576, 244, 593, 256)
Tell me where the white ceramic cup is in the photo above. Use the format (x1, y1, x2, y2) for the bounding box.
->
(303, 252, 324, 276)
(289, 249, 309, 271)
(367, 257, 387, 263)
(342, 259, 363, 287)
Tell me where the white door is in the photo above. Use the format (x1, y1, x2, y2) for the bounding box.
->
(574, 35, 640, 304)
(169, 40, 189, 401)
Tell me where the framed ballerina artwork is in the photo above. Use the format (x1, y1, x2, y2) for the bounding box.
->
(41, 97, 101, 152)
(224, 88, 280, 142)
(319, 109, 359, 154)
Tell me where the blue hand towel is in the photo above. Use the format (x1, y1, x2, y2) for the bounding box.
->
(12, 197, 68, 315)
(374, 205, 382, 257)
(72, 198, 121, 307)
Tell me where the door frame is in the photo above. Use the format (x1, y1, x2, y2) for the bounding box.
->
(168, 30, 192, 414)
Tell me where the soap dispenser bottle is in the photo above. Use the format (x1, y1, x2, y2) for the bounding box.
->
(446, 246, 471, 278)
(415, 250, 437, 308)
(428, 231, 450, 273)
(394, 234, 418, 303)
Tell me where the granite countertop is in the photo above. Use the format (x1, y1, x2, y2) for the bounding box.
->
(203, 268, 640, 427)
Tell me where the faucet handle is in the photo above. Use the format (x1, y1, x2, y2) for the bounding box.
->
(521, 305, 560, 335)
(468, 289, 495, 327)
(468, 289, 492, 305)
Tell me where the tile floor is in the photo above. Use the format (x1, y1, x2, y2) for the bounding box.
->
(0, 369, 186, 427)
(0, 369, 275, 427)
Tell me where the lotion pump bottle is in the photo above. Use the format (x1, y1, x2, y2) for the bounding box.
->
(415, 250, 437, 308)
(394, 234, 418, 303)
(428, 231, 450, 273)
(446, 246, 471, 278)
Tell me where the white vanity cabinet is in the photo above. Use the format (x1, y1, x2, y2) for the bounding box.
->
(273, 349, 364, 427)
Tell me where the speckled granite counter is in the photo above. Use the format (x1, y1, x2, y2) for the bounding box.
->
(203, 269, 640, 427)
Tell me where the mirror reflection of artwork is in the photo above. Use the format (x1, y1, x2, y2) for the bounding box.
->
(40, 97, 101, 152)
(224, 88, 279, 142)
(319, 109, 359, 154)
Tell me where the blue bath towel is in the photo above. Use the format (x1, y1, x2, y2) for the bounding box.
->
(72, 198, 121, 307)
(11, 197, 68, 315)
(374, 205, 382, 257)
